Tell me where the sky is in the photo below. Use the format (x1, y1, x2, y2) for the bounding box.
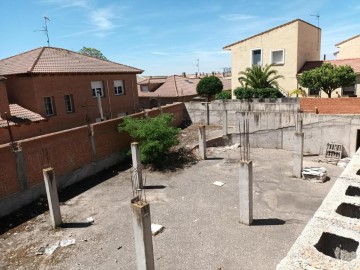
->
(0, 0, 359, 76)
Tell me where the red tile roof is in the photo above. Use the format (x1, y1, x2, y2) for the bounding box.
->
(0, 104, 46, 128)
(223, 19, 319, 50)
(335, 34, 360, 47)
(0, 47, 143, 75)
(298, 58, 360, 74)
(138, 75, 231, 97)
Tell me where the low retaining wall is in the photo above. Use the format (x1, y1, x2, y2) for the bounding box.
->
(185, 100, 360, 157)
(277, 149, 360, 269)
(0, 102, 185, 217)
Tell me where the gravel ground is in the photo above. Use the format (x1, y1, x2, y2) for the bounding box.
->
(0, 138, 344, 270)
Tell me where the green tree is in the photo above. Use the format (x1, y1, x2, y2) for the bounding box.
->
(238, 64, 284, 89)
(118, 113, 180, 164)
(299, 63, 356, 98)
(215, 90, 232, 100)
(196, 76, 223, 101)
(78, 47, 108, 60)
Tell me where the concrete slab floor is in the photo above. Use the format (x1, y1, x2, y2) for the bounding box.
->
(0, 147, 344, 270)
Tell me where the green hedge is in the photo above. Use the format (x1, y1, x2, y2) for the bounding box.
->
(234, 87, 284, 99)
(215, 90, 232, 100)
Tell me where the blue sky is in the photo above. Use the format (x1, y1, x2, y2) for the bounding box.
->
(1, 0, 359, 75)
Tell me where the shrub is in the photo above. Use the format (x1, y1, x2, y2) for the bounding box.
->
(234, 87, 284, 100)
(215, 90, 232, 100)
(118, 113, 180, 164)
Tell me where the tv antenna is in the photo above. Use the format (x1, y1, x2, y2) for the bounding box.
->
(195, 58, 200, 73)
(310, 13, 320, 28)
(35, 16, 51, 46)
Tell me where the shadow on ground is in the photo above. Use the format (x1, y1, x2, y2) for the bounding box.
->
(0, 162, 131, 235)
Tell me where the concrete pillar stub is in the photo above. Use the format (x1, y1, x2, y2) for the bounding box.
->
(293, 132, 304, 178)
(222, 109, 228, 138)
(131, 142, 143, 189)
(43, 167, 62, 228)
(198, 125, 206, 160)
(202, 102, 209, 125)
(239, 160, 253, 226)
(131, 197, 155, 270)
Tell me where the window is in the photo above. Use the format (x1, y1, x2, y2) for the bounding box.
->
(64, 94, 74, 113)
(271, 49, 285, 65)
(114, 80, 125, 95)
(342, 85, 357, 96)
(251, 49, 262, 66)
(44, 96, 55, 116)
(91, 81, 104, 97)
(309, 88, 320, 96)
(141, 85, 149, 92)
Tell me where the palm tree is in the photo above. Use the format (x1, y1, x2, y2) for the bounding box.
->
(238, 64, 284, 89)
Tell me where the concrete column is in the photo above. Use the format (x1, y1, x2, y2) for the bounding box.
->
(239, 161, 253, 225)
(222, 109, 228, 138)
(43, 167, 62, 228)
(293, 132, 304, 178)
(14, 150, 28, 191)
(131, 197, 155, 270)
(202, 102, 209, 125)
(198, 125, 206, 160)
(131, 142, 143, 189)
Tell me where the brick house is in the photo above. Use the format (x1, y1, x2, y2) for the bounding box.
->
(138, 74, 231, 109)
(0, 47, 143, 144)
(223, 19, 321, 96)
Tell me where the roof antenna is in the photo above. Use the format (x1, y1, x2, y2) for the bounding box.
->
(35, 16, 51, 47)
(310, 13, 320, 28)
(194, 58, 200, 73)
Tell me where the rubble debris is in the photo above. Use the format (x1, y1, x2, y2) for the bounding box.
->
(42, 239, 76, 256)
(213, 181, 225, 187)
(302, 167, 327, 183)
(151, 224, 164, 235)
(60, 239, 75, 247)
(45, 243, 59, 255)
(337, 157, 351, 168)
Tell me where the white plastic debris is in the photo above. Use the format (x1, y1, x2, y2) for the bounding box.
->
(213, 181, 225, 187)
(86, 217, 94, 223)
(45, 242, 59, 255)
(151, 224, 164, 236)
(60, 239, 76, 247)
(302, 167, 327, 182)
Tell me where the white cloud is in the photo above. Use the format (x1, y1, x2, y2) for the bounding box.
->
(90, 8, 115, 30)
(42, 0, 89, 9)
(220, 14, 256, 21)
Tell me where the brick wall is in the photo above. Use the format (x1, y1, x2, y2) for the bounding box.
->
(0, 102, 185, 215)
(300, 98, 360, 114)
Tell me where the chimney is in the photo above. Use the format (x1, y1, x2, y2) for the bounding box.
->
(182, 72, 186, 77)
(323, 54, 326, 60)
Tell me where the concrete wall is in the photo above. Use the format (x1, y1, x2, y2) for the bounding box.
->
(226, 20, 320, 95)
(336, 35, 360, 59)
(277, 148, 360, 269)
(185, 100, 360, 157)
(0, 102, 185, 217)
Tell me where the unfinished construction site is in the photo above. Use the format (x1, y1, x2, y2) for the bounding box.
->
(1, 98, 360, 269)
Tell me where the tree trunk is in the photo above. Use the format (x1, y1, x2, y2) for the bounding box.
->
(327, 92, 332, 98)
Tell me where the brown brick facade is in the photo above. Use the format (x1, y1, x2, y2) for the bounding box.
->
(0, 103, 185, 205)
(300, 98, 360, 114)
